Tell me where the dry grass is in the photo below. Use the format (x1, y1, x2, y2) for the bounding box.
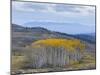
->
(11, 51, 95, 74)
(69, 52, 96, 70)
(11, 56, 27, 71)
(11, 39, 95, 74)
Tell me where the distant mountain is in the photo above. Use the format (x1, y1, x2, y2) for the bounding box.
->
(12, 24, 50, 34)
(74, 33, 96, 43)
(24, 21, 95, 34)
(24, 21, 70, 27)
(86, 33, 96, 37)
(12, 24, 76, 39)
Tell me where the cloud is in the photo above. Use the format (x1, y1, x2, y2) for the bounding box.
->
(12, 1, 95, 15)
(54, 4, 81, 12)
(12, 1, 95, 27)
(12, 1, 55, 12)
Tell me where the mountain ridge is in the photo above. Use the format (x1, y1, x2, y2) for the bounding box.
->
(12, 24, 95, 44)
(23, 21, 95, 34)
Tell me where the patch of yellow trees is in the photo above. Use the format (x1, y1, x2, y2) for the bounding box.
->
(25, 39, 86, 68)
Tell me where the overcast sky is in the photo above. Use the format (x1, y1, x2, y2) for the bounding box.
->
(12, 1, 95, 34)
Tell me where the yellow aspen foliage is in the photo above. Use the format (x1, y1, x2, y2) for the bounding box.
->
(31, 39, 85, 52)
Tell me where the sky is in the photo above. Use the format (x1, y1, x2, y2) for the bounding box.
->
(12, 1, 96, 34)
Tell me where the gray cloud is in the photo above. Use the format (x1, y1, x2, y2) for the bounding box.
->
(12, 1, 95, 15)
(54, 4, 81, 13)
(22, 3, 47, 11)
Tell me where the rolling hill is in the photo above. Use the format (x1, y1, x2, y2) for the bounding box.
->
(12, 23, 95, 54)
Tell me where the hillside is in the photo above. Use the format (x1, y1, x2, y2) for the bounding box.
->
(11, 24, 96, 74)
(12, 24, 95, 52)
(12, 24, 75, 49)
(12, 24, 95, 54)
